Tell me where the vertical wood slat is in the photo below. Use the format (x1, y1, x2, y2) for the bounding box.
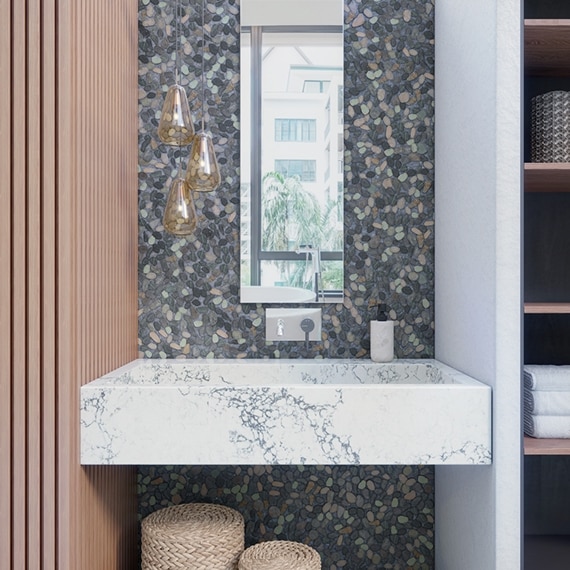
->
(57, 0, 78, 564)
(0, 0, 12, 568)
(41, 0, 57, 568)
(55, 3, 74, 567)
(27, 0, 43, 567)
(12, 0, 29, 568)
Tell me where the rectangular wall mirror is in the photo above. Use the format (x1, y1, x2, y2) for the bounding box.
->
(240, 0, 344, 304)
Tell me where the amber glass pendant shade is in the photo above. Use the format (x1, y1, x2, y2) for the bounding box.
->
(163, 178, 198, 235)
(158, 85, 195, 146)
(185, 131, 221, 192)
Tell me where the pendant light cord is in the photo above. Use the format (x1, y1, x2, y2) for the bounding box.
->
(176, 0, 181, 175)
(201, 0, 206, 132)
(175, 0, 180, 84)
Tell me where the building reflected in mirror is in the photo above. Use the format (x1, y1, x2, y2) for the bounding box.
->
(240, 0, 344, 304)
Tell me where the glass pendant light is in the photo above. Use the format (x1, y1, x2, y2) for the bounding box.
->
(185, 0, 221, 192)
(163, 176, 198, 236)
(158, 0, 194, 146)
(158, 85, 194, 146)
(186, 131, 221, 191)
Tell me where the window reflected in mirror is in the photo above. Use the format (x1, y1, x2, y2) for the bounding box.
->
(240, 21, 344, 304)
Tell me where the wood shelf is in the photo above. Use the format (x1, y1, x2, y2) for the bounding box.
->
(525, 436, 570, 455)
(525, 163, 570, 192)
(524, 303, 570, 314)
(525, 19, 570, 76)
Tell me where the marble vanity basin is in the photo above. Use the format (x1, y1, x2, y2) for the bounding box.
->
(80, 359, 491, 466)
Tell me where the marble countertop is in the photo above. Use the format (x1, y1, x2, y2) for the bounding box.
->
(81, 358, 491, 466)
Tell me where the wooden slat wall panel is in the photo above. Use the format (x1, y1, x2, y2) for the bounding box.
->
(57, 0, 139, 568)
(0, 0, 12, 567)
(0, 0, 139, 568)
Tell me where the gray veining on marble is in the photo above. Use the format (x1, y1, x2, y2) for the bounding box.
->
(93, 358, 455, 386)
(81, 359, 491, 466)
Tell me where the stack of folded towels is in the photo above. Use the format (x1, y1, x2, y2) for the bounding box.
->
(524, 365, 570, 438)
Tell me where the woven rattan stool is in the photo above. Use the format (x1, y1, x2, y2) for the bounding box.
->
(141, 503, 245, 570)
(238, 541, 321, 570)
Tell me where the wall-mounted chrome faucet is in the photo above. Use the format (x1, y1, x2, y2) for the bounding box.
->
(265, 308, 321, 345)
(296, 245, 322, 302)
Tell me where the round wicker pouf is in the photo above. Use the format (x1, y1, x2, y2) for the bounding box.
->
(141, 503, 245, 570)
(238, 541, 321, 570)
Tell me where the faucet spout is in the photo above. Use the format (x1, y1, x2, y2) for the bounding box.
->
(296, 245, 322, 302)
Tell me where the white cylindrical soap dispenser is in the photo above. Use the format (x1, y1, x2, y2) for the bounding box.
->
(370, 303, 394, 362)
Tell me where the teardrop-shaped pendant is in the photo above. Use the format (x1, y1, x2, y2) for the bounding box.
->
(163, 178, 198, 235)
(158, 85, 195, 146)
(185, 131, 221, 192)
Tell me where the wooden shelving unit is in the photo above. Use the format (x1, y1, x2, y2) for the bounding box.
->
(525, 19, 570, 75)
(524, 163, 570, 192)
(525, 436, 570, 455)
(524, 302, 570, 314)
(524, 18, 570, 460)
(523, 12, 570, 566)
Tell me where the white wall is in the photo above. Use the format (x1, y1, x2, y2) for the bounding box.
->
(434, 0, 522, 568)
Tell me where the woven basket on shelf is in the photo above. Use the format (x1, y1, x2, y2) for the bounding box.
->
(141, 503, 245, 570)
(238, 541, 321, 570)
(531, 90, 570, 162)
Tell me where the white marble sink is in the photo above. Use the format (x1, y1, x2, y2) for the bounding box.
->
(80, 358, 491, 466)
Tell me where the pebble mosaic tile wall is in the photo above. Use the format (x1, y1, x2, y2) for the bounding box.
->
(139, 465, 435, 569)
(138, 0, 435, 567)
(139, 0, 434, 360)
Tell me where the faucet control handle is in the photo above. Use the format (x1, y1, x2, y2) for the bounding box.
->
(265, 308, 321, 343)
(300, 318, 315, 349)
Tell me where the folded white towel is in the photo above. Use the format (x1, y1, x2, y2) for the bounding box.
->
(524, 411, 570, 438)
(524, 388, 570, 415)
(524, 365, 570, 391)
